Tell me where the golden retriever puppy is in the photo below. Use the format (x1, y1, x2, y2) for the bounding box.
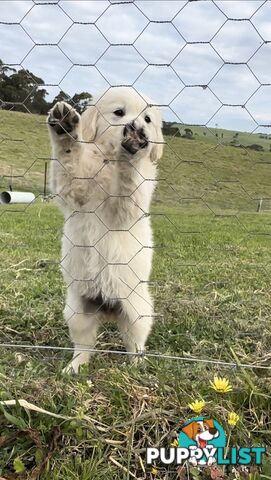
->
(47, 87, 164, 373)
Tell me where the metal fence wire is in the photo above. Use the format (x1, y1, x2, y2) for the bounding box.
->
(0, 0, 271, 373)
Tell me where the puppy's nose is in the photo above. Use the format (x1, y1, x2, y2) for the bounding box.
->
(123, 121, 136, 137)
(137, 127, 147, 140)
(209, 427, 217, 435)
(123, 121, 147, 139)
(122, 120, 149, 154)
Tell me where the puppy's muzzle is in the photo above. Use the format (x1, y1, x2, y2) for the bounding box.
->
(121, 121, 149, 155)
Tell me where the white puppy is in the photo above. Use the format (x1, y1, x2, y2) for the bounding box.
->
(47, 87, 164, 373)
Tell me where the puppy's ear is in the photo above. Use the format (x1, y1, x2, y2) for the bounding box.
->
(150, 117, 164, 163)
(81, 105, 98, 142)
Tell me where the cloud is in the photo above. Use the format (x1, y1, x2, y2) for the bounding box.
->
(134, 23, 184, 64)
(0, 0, 271, 131)
(59, 24, 109, 64)
(21, 4, 72, 43)
(208, 106, 257, 131)
(95, 2, 148, 43)
(173, 1, 226, 42)
(211, 20, 262, 63)
(248, 43, 271, 84)
(59, 0, 109, 23)
(134, 66, 183, 105)
(96, 46, 147, 85)
(172, 44, 223, 86)
(60, 66, 110, 98)
(209, 64, 259, 105)
(171, 86, 221, 125)
(135, 1, 186, 21)
(246, 86, 271, 125)
(0, 24, 33, 64)
(22, 46, 72, 84)
(214, 0, 264, 19)
(251, 2, 271, 40)
(0, 1, 32, 23)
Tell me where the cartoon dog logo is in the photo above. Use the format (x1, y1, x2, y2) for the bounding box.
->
(179, 417, 226, 466)
(182, 419, 219, 449)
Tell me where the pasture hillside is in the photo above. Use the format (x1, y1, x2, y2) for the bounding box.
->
(1, 110, 271, 211)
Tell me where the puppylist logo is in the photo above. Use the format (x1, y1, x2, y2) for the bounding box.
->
(147, 416, 266, 467)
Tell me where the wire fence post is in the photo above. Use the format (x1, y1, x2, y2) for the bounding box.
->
(43, 161, 48, 200)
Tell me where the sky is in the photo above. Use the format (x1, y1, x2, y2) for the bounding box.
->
(0, 0, 271, 132)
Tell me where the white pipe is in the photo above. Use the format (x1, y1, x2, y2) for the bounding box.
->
(0, 191, 35, 204)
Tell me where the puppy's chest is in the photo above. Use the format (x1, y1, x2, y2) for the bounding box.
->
(65, 210, 141, 251)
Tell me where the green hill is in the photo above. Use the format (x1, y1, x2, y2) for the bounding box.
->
(170, 122, 271, 149)
(0, 110, 50, 194)
(1, 110, 271, 212)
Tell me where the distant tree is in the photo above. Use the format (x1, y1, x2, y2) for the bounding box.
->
(72, 92, 92, 114)
(162, 125, 181, 136)
(49, 91, 92, 114)
(246, 144, 264, 152)
(0, 59, 92, 116)
(0, 59, 16, 80)
(0, 61, 49, 114)
(183, 128, 193, 139)
(31, 87, 49, 115)
(0, 60, 16, 105)
(49, 90, 70, 108)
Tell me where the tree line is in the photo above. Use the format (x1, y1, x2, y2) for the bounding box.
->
(0, 60, 92, 115)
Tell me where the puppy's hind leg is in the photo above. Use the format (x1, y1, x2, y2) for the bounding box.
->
(63, 294, 101, 374)
(117, 286, 154, 361)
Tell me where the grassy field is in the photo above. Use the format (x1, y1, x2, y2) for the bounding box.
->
(0, 111, 271, 479)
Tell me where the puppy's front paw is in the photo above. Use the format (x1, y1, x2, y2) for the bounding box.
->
(62, 352, 90, 375)
(48, 101, 80, 137)
(62, 363, 75, 375)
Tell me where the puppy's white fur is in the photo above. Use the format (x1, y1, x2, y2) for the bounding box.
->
(47, 87, 164, 373)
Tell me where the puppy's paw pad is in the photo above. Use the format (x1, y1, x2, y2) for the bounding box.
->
(48, 101, 80, 136)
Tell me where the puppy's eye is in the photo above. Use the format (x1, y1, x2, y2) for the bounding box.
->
(114, 109, 125, 117)
(145, 115, 151, 123)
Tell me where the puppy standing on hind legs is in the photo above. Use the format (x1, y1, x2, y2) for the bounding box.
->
(47, 88, 164, 373)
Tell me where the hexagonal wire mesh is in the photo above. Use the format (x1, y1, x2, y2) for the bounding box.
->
(0, 0, 271, 374)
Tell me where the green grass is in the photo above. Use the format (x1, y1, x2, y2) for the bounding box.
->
(0, 110, 49, 194)
(0, 110, 270, 479)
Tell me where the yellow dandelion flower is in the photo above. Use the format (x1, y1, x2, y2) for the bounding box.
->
(188, 399, 206, 414)
(228, 411, 240, 427)
(171, 438, 179, 447)
(151, 467, 158, 475)
(210, 376, 233, 393)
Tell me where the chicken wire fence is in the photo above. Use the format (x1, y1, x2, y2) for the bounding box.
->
(0, 0, 271, 372)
